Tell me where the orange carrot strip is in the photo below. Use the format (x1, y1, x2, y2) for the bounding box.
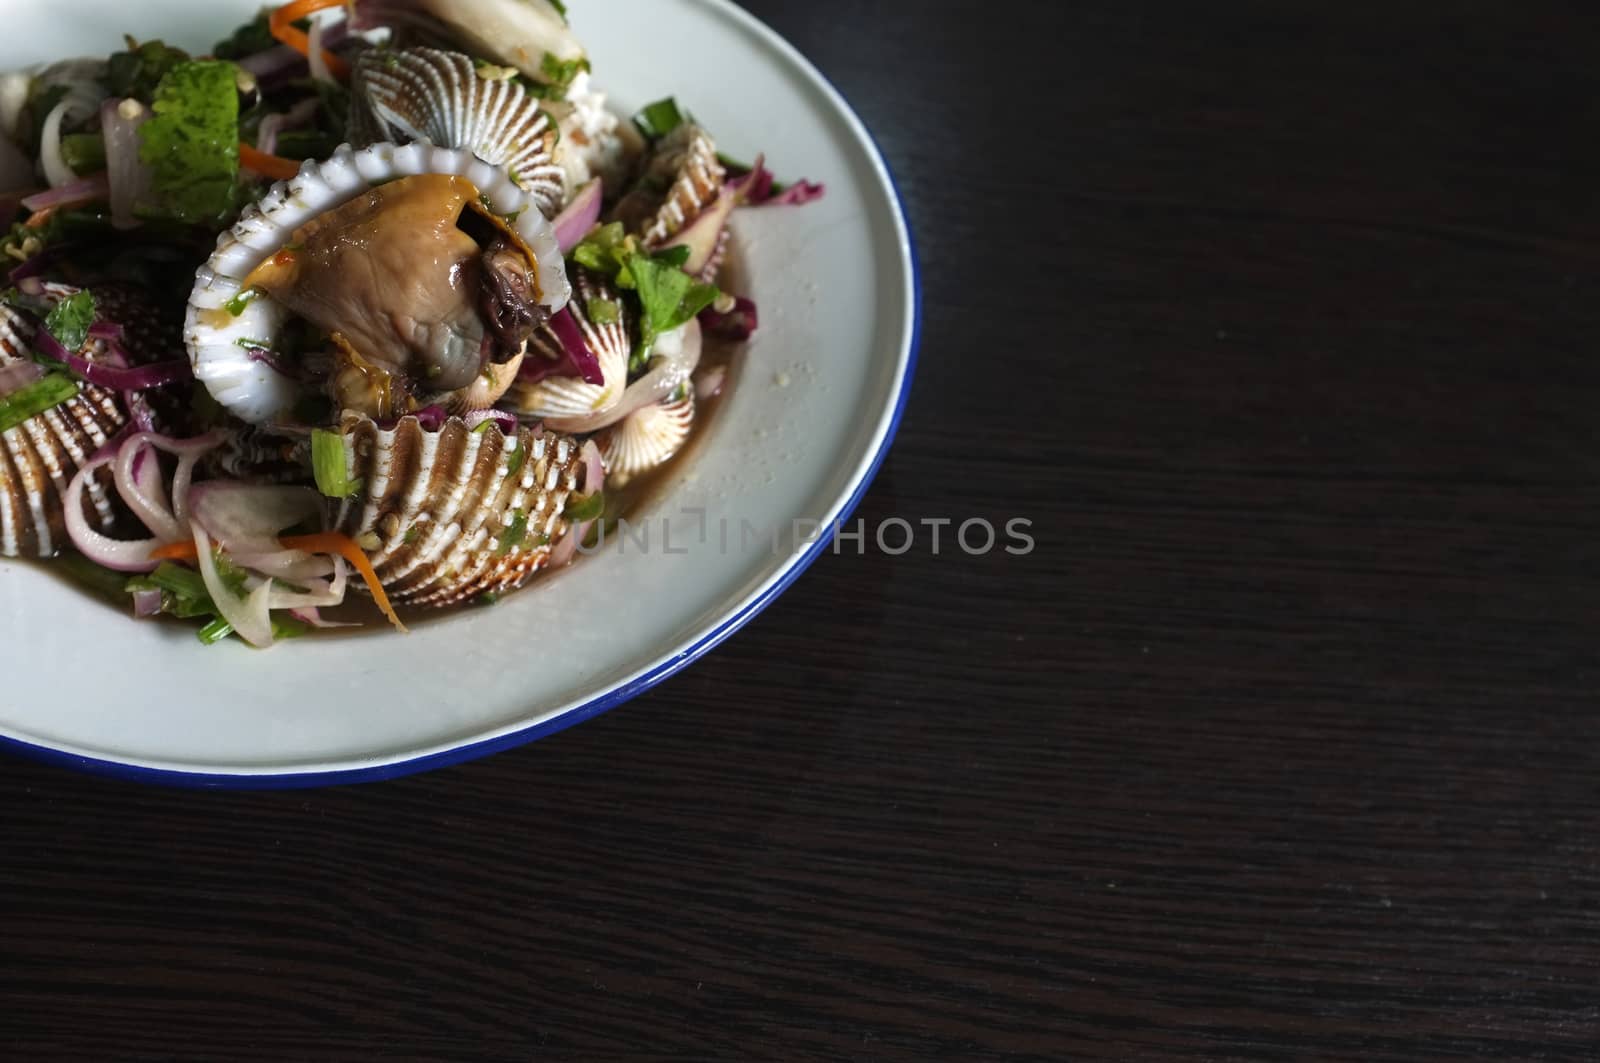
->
(269, 0, 351, 80)
(149, 541, 200, 562)
(279, 532, 408, 633)
(239, 143, 305, 181)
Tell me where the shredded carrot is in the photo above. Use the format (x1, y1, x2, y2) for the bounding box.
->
(269, 0, 351, 80)
(279, 532, 408, 633)
(149, 541, 200, 562)
(239, 143, 305, 181)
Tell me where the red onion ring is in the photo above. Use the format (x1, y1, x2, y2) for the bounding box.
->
(553, 178, 602, 253)
(101, 97, 151, 230)
(21, 172, 108, 213)
(548, 320, 702, 434)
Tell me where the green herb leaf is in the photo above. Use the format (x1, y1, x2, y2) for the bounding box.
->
(547, 0, 569, 21)
(197, 617, 234, 645)
(223, 287, 259, 317)
(496, 510, 529, 556)
(633, 97, 687, 141)
(506, 439, 526, 477)
(564, 491, 604, 523)
(311, 428, 361, 498)
(587, 297, 621, 325)
(539, 52, 589, 90)
(211, 13, 276, 61)
(137, 60, 242, 226)
(272, 614, 310, 641)
(104, 39, 192, 104)
(60, 133, 107, 175)
(0, 373, 79, 433)
(43, 290, 96, 352)
(630, 254, 719, 350)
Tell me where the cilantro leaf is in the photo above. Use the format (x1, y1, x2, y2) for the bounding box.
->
(570, 222, 721, 371)
(43, 290, 96, 352)
(137, 61, 242, 226)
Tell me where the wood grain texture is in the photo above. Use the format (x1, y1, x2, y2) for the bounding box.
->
(4, 1, 1600, 1058)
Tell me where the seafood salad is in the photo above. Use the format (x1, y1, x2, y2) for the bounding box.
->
(0, 0, 822, 646)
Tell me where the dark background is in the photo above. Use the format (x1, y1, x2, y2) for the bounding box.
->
(5, 2, 1600, 1059)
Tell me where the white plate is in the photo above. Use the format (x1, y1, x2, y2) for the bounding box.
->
(0, 0, 918, 786)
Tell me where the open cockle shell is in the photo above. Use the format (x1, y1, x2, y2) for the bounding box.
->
(185, 142, 571, 426)
(0, 304, 124, 558)
(601, 395, 694, 487)
(334, 413, 586, 608)
(614, 123, 726, 248)
(350, 47, 566, 219)
(505, 267, 630, 420)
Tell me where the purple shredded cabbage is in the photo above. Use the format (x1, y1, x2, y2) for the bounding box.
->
(699, 296, 760, 341)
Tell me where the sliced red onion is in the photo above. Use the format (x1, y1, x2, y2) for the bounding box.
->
(379, 405, 448, 431)
(550, 439, 605, 568)
(0, 359, 45, 398)
(290, 605, 360, 629)
(21, 172, 109, 213)
(34, 326, 190, 390)
(662, 187, 738, 275)
(256, 97, 320, 156)
(548, 307, 604, 386)
(548, 320, 702, 434)
(553, 178, 602, 253)
(8, 248, 62, 284)
(101, 97, 151, 229)
(729, 156, 826, 208)
(114, 437, 179, 543)
(131, 587, 164, 618)
(233, 551, 335, 583)
(67, 431, 225, 571)
(194, 524, 277, 649)
(64, 453, 163, 572)
(189, 481, 325, 558)
(308, 16, 333, 84)
(269, 558, 351, 612)
(699, 296, 759, 342)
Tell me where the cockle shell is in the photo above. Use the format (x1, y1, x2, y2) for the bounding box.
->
(601, 396, 694, 487)
(504, 267, 630, 420)
(0, 304, 124, 558)
(613, 123, 725, 247)
(334, 414, 587, 608)
(350, 48, 566, 218)
(186, 142, 571, 426)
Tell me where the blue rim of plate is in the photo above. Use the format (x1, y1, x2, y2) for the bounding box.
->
(0, 3, 922, 790)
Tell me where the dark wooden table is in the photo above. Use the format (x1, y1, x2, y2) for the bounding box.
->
(5, 2, 1600, 1058)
